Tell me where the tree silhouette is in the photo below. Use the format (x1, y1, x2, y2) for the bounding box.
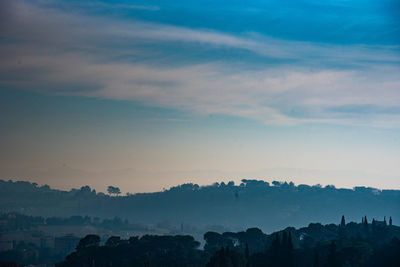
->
(76, 234, 100, 251)
(282, 231, 288, 248)
(105, 236, 121, 247)
(389, 216, 392, 226)
(269, 233, 281, 266)
(206, 246, 246, 267)
(245, 243, 249, 259)
(340, 215, 346, 227)
(313, 250, 319, 267)
(325, 240, 338, 267)
(288, 232, 293, 250)
(286, 231, 294, 267)
(54, 222, 400, 267)
(107, 186, 121, 196)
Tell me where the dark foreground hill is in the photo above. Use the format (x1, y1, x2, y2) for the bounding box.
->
(1, 179, 399, 233)
(55, 219, 400, 267)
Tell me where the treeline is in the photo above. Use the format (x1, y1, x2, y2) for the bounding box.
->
(0, 213, 148, 232)
(1, 179, 399, 233)
(56, 217, 400, 267)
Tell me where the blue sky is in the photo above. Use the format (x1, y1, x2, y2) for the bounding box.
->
(0, 0, 399, 192)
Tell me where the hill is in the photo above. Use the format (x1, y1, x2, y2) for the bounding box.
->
(1, 179, 399, 233)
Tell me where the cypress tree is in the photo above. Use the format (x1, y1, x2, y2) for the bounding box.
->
(340, 215, 346, 227)
(384, 216, 387, 225)
(313, 250, 319, 267)
(287, 232, 294, 267)
(271, 233, 280, 253)
(363, 216, 368, 234)
(269, 233, 280, 267)
(282, 231, 288, 248)
(389, 216, 393, 226)
(288, 232, 293, 250)
(371, 218, 377, 234)
(281, 231, 288, 266)
(245, 243, 249, 259)
(326, 240, 338, 267)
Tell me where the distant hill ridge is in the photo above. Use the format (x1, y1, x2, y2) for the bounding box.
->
(1, 179, 399, 233)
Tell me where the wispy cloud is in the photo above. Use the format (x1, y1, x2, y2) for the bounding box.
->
(1, 0, 400, 127)
(89, 2, 160, 11)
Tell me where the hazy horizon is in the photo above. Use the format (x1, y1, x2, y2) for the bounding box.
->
(2, 166, 400, 194)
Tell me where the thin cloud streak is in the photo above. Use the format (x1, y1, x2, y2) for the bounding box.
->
(2, 0, 399, 64)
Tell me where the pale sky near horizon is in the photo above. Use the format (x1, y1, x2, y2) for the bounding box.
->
(1, 0, 400, 193)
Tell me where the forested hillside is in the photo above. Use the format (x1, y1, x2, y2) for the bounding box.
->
(1, 179, 399, 233)
(57, 219, 400, 267)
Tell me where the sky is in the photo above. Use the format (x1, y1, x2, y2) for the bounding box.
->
(0, 0, 399, 193)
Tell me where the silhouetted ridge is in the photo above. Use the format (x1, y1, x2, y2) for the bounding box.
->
(55, 219, 400, 267)
(1, 179, 399, 233)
